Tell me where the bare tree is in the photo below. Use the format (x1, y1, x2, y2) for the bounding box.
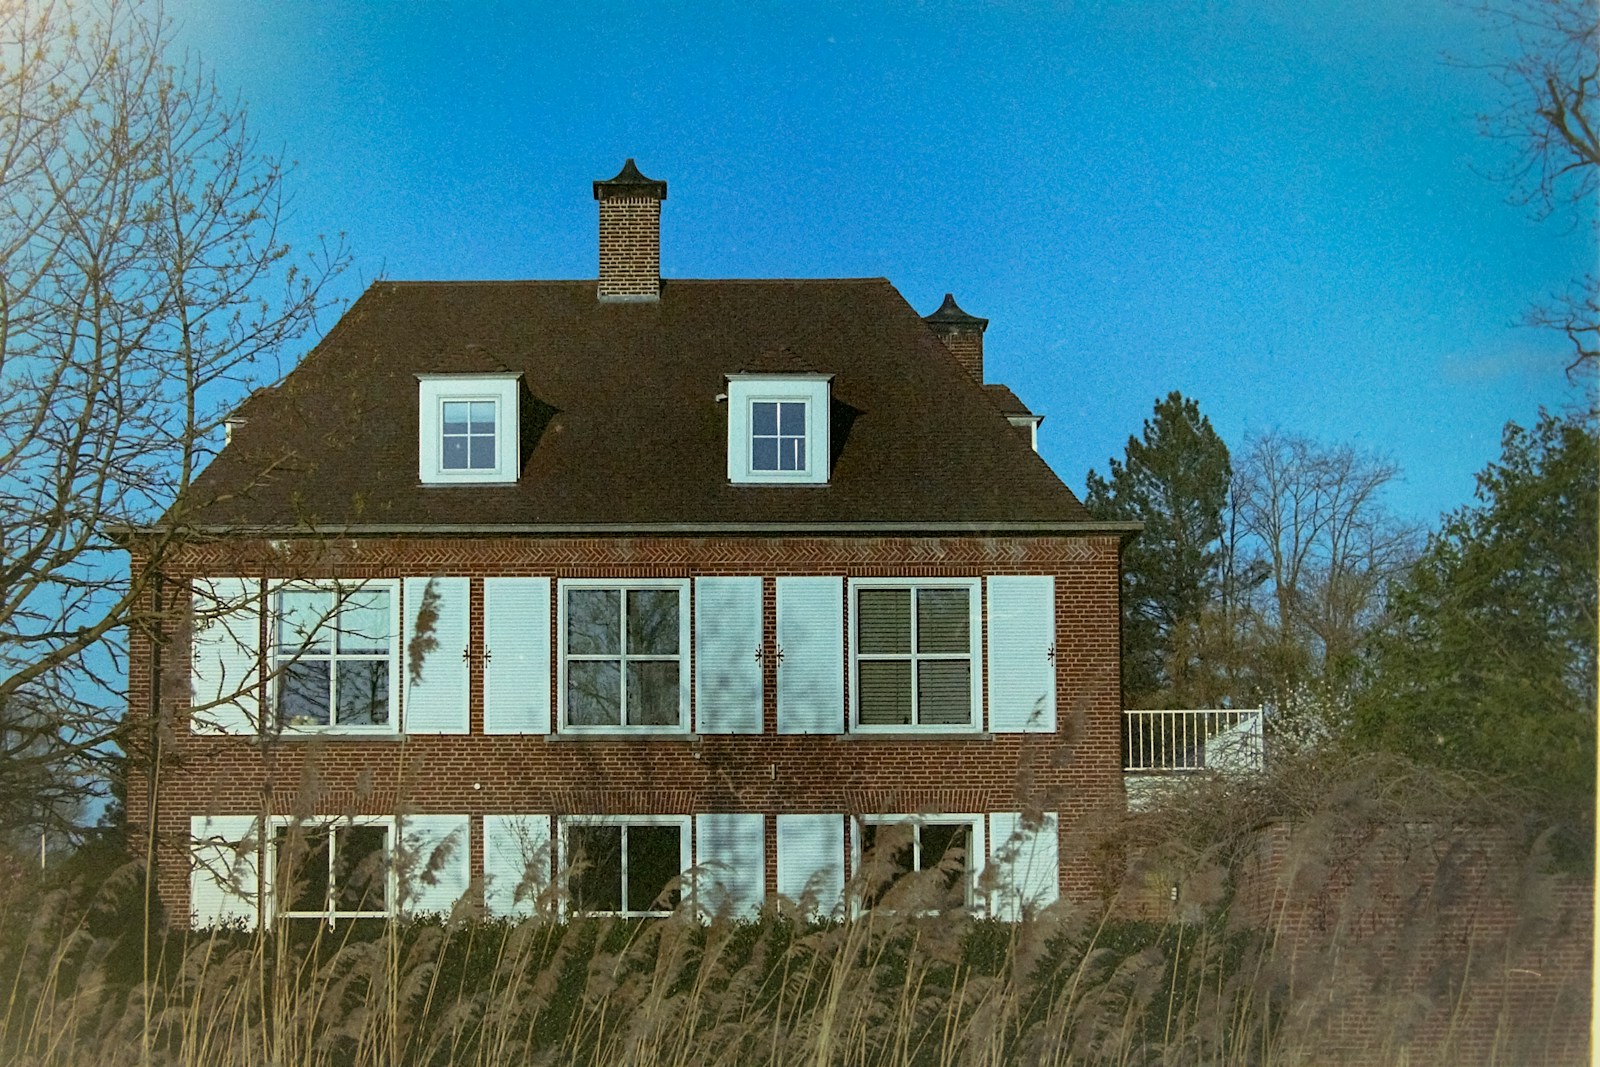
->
(1463, 0, 1598, 378)
(0, 0, 346, 840)
(1233, 433, 1422, 695)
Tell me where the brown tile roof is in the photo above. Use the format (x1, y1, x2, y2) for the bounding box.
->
(982, 384, 1035, 417)
(181, 278, 1097, 530)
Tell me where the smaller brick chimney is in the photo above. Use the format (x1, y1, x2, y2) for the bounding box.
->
(922, 293, 989, 382)
(593, 158, 667, 301)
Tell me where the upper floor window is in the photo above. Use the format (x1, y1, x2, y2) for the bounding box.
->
(273, 581, 399, 731)
(559, 579, 690, 731)
(850, 579, 980, 730)
(726, 375, 831, 485)
(417, 374, 520, 484)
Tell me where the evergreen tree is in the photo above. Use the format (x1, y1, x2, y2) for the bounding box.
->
(1351, 410, 1597, 849)
(1086, 392, 1231, 707)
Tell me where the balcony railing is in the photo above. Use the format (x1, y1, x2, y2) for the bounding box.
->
(1122, 708, 1265, 774)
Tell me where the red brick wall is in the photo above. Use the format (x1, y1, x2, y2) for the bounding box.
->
(1231, 821, 1592, 1065)
(125, 533, 1125, 924)
(932, 328, 984, 382)
(596, 196, 661, 299)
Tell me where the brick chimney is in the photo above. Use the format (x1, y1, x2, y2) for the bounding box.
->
(922, 294, 989, 382)
(593, 158, 667, 301)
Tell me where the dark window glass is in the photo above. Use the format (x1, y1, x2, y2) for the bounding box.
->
(567, 661, 621, 725)
(567, 589, 620, 655)
(569, 825, 624, 914)
(752, 401, 778, 435)
(278, 661, 332, 726)
(858, 589, 911, 654)
(917, 661, 971, 726)
(335, 826, 389, 913)
(626, 825, 682, 913)
(336, 661, 389, 725)
(858, 661, 912, 725)
(626, 662, 679, 725)
(627, 589, 679, 655)
(275, 827, 330, 914)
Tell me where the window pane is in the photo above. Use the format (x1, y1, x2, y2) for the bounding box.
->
(569, 825, 623, 914)
(751, 436, 779, 471)
(568, 589, 620, 654)
(858, 589, 911, 654)
(626, 825, 682, 913)
(337, 590, 391, 654)
(779, 436, 803, 471)
(279, 590, 333, 652)
(858, 660, 912, 725)
(918, 661, 972, 726)
(278, 661, 331, 726)
(626, 661, 680, 726)
(468, 401, 496, 433)
(336, 661, 390, 725)
(916, 589, 970, 654)
(335, 826, 389, 913)
(626, 589, 679, 655)
(778, 401, 806, 435)
(468, 435, 496, 470)
(441, 435, 469, 469)
(861, 822, 914, 908)
(752, 401, 777, 436)
(567, 661, 621, 725)
(918, 823, 968, 872)
(276, 828, 330, 914)
(919, 823, 971, 898)
(442, 402, 470, 435)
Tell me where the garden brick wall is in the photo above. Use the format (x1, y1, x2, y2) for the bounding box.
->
(1232, 821, 1592, 1066)
(125, 532, 1126, 925)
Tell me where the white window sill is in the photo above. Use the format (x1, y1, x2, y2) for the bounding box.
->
(547, 729, 692, 741)
(274, 727, 405, 741)
(840, 730, 992, 741)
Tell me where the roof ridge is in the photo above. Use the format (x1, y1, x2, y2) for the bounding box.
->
(375, 277, 893, 287)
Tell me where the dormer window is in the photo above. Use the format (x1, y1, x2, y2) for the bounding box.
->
(417, 374, 520, 485)
(726, 374, 831, 485)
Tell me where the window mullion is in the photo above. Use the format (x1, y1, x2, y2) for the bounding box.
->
(909, 591, 921, 726)
(619, 825, 630, 915)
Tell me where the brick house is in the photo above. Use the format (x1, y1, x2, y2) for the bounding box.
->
(125, 161, 1134, 928)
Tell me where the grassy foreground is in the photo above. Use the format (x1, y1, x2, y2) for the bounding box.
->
(0, 758, 1588, 1066)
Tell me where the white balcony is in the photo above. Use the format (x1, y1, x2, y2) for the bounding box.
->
(1123, 708, 1264, 808)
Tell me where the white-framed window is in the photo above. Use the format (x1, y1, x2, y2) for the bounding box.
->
(558, 579, 690, 732)
(726, 375, 831, 485)
(270, 817, 395, 926)
(272, 580, 400, 732)
(854, 814, 985, 911)
(849, 578, 981, 730)
(559, 815, 691, 918)
(417, 374, 520, 485)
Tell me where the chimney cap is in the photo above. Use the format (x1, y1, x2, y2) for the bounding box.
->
(922, 293, 988, 332)
(594, 158, 667, 201)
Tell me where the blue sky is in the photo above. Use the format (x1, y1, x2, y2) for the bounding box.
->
(176, 0, 1593, 525)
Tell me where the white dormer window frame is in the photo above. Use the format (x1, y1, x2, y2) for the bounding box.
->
(417, 374, 521, 485)
(726, 374, 832, 486)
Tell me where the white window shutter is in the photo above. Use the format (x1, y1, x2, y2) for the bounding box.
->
(484, 578, 551, 734)
(987, 576, 1056, 733)
(400, 814, 472, 917)
(190, 814, 260, 929)
(484, 814, 552, 919)
(694, 813, 765, 919)
(404, 577, 470, 734)
(695, 577, 764, 734)
(988, 812, 1059, 921)
(190, 578, 261, 735)
(776, 577, 843, 734)
(775, 813, 844, 918)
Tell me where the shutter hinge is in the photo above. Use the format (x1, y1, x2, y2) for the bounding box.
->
(1045, 643, 1056, 665)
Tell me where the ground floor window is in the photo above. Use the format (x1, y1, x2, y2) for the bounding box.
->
(272, 819, 393, 925)
(857, 815, 982, 910)
(561, 816, 690, 917)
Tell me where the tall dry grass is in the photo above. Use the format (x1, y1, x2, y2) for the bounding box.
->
(0, 757, 1587, 1066)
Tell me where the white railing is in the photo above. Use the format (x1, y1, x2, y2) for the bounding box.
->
(1122, 708, 1264, 774)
